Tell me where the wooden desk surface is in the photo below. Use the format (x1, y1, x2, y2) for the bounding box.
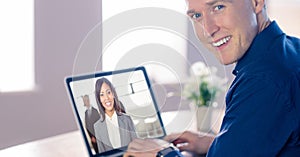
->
(0, 110, 222, 157)
(0, 131, 89, 157)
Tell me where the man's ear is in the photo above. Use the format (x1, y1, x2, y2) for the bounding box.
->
(252, 0, 266, 14)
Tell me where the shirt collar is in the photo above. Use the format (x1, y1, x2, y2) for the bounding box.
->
(233, 21, 284, 76)
(105, 110, 117, 120)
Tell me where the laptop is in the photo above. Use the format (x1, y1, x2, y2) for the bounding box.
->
(65, 66, 166, 157)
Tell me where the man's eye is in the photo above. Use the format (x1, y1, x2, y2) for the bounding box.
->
(214, 5, 225, 11)
(192, 13, 202, 19)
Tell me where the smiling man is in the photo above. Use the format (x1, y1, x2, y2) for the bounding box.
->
(125, 0, 300, 156)
(186, 0, 267, 65)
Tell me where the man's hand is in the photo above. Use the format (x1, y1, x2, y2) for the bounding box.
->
(124, 138, 170, 157)
(164, 131, 215, 155)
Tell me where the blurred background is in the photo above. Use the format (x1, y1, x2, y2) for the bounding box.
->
(0, 0, 299, 150)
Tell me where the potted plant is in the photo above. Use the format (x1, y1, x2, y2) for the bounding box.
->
(183, 61, 227, 132)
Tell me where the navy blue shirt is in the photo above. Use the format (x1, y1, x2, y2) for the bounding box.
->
(207, 22, 300, 156)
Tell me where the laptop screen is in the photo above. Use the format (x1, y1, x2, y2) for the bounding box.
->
(65, 67, 166, 156)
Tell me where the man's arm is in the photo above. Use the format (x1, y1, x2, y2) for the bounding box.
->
(207, 76, 294, 156)
(164, 131, 215, 155)
(124, 138, 169, 157)
(124, 131, 215, 156)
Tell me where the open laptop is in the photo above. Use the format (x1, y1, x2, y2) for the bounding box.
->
(65, 66, 166, 157)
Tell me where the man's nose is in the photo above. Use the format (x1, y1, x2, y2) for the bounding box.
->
(202, 15, 219, 37)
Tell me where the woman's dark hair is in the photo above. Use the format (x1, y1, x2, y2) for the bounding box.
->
(95, 77, 123, 121)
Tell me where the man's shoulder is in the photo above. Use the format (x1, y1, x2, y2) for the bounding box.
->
(91, 106, 98, 110)
(248, 33, 300, 83)
(269, 34, 300, 76)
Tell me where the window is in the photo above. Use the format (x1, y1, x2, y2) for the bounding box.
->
(102, 0, 188, 84)
(0, 0, 35, 92)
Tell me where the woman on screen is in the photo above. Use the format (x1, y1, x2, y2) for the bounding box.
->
(93, 77, 137, 153)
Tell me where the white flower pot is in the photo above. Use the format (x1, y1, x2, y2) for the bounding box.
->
(189, 104, 213, 133)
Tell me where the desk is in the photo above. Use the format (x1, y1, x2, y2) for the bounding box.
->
(0, 131, 88, 157)
(0, 110, 221, 156)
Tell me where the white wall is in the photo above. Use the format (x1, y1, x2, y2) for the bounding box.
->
(268, 0, 300, 38)
(0, 0, 101, 149)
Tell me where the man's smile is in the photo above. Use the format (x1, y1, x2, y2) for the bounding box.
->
(212, 36, 231, 47)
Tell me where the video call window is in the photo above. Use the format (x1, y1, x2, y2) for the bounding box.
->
(68, 68, 165, 154)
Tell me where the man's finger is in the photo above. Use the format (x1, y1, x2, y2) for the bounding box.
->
(164, 132, 183, 142)
(124, 149, 159, 157)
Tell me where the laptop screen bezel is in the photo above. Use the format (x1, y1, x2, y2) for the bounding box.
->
(65, 66, 166, 156)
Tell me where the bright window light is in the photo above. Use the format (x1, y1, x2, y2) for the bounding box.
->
(0, 0, 35, 92)
(102, 0, 188, 83)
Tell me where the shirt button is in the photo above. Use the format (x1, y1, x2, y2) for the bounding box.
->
(232, 70, 239, 75)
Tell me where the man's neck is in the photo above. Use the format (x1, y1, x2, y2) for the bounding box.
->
(258, 18, 271, 33)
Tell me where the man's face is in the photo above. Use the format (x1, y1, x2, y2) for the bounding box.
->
(186, 0, 259, 65)
(83, 97, 90, 107)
